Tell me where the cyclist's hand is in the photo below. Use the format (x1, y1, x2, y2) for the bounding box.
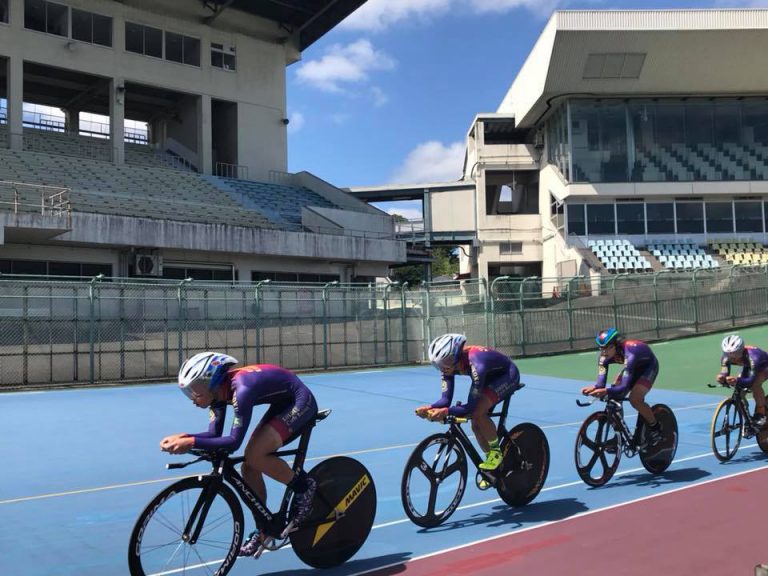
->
(726, 376, 738, 386)
(581, 385, 596, 395)
(415, 405, 431, 418)
(589, 388, 608, 397)
(716, 374, 727, 385)
(161, 435, 194, 454)
(426, 407, 449, 422)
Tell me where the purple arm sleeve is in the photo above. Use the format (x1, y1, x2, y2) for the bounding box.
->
(431, 373, 454, 409)
(608, 358, 634, 398)
(192, 403, 227, 439)
(448, 360, 488, 417)
(192, 387, 256, 452)
(595, 355, 610, 389)
(735, 356, 756, 387)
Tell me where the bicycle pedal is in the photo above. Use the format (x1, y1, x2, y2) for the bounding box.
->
(475, 472, 494, 490)
(279, 520, 298, 539)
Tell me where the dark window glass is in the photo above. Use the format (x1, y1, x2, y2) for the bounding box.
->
(705, 202, 733, 233)
(676, 202, 704, 234)
(587, 204, 616, 235)
(125, 22, 143, 53)
(13, 260, 47, 275)
(0, 259, 11, 274)
(81, 263, 112, 277)
(1, 0, 9, 24)
(92, 13, 112, 46)
(274, 272, 297, 282)
(165, 31, 183, 63)
(183, 36, 200, 66)
(45, 1, 66, 36)
(49, 261, 80, 276)
(223, 53, 235, 70)
(144, 25, 162, 57)
(616, 203, 645, 234)
(187, 268, 214, 281)
(162, 267, 186, 280)
(212, 269, 232, 281)
(24, 0, 46, 32)
(211, 50, 223, 68)
(646, 203, 675, 234)
(71, 8, 91, 42)
(735, 202, 763, 233)
(567, 203, 585, 235)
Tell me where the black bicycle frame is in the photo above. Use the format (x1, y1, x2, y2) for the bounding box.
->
(604, 398, 644, 450)
(445, 396, 511, 471)
(181, 415, 320, 543)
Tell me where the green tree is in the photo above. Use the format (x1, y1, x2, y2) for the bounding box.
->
(391, 264, 425, 286)
(431, 246, 459, 278)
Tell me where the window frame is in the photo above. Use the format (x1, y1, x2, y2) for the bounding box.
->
(71, 7, 112, 47)
(211, 41, 237, 71)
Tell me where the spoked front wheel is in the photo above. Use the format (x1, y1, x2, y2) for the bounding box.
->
(290, 456, 376, 569)
(128, 476, 243, 576)
(639, 403, 678, 474)
(401, 433, 468, 528)
(710, 398, 743, 462)
(496, 422, 550, 507)
(575, 411, 621, 487)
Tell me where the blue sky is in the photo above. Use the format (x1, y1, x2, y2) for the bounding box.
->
(285, 0, 766, 219)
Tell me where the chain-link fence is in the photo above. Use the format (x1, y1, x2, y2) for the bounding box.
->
(2, 267, 768, 388)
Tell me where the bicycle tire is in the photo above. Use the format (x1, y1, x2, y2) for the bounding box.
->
(639, 403, 678, 474)
(757, 426, 768, 453)
(574, 411, 621, 487)
(400, 432, 467, 528)
(128, 476, 243, 576)
(290, 456, 376, 569)
(496, 422, 550, 507)
(710, 397, 743, 462)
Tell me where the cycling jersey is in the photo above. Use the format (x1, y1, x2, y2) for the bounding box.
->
(596, 340, 658, 398)
(430, 345, 520, 417)
(192, 364, 317, 451)
(720, 346, 768, 388)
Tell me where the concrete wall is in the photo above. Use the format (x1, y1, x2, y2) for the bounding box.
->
(294, 172, 382, 214)
(164, 94, 199, 164)
(304, 206, 394, 237)
(430, 188, 475, 232)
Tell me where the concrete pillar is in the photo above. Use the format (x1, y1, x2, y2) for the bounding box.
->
(64, 109, 80, 134)
(198, 94, 212, 175)
(110, 78, 125, 164)
(423, 189, 432, 247)
(7, 56, 23, 150)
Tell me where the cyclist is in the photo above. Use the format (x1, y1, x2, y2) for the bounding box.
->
(717, 334, 768, 428)
(415, 333, 521, 473)
(159, 352, 318, 558)
(581, 328, 662, 447)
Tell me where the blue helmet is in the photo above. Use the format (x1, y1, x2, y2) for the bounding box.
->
(178, 351, 238, 399)
(596, 328, 620, 349)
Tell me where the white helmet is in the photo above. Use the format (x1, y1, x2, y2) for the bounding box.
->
(428, 333, 466, 371)
(721, 334, 744, 355)
(178, 351, 238, 399)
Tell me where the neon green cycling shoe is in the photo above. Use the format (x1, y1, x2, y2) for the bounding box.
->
(478, 448, 503, 471)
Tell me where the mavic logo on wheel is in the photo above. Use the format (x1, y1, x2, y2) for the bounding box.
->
(312, 474, 371, 547)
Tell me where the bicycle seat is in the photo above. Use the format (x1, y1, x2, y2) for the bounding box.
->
(315, 409, 332, 421)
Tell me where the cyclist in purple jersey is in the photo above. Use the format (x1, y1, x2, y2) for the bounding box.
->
(159, 352, 318, 558)
(581, 328, 662, 446)
(718, 334, 768, 428)
(416, 334, 521, 472)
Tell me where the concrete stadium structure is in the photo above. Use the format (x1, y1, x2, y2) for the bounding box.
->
(351, 9, 768, 282)
(0, 0, 405, 282)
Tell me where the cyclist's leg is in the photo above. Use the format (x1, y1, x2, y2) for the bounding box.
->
(628, 359, 659, 427)
(477, 364, 519, 471)
(751, 370, 768, 425)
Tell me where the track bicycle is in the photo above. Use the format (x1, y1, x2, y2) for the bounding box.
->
(128, 409, 377, 576)
(708, 381, 768, 462)
(575, 395, 678, 487)
(401, 384, 550, 528)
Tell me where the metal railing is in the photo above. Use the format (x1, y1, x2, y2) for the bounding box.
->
(0, 180, 71, 218)
(216, 163, 250, 180)
(1, 266, 767, 388)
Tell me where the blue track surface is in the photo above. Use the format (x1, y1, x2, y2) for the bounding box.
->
(2, 366, 767, 575)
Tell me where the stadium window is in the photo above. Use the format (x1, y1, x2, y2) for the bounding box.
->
(646, 203, 675, 234)
(12, 260, 47, 275)
(25, 0, 67, 36)
(165, 32, 200, 66)
(0, 259, 11, 274)
(735, 202, 763, 233)
(211, 42, 236, 71)
(125, 22, 162, 58)
(48, 261, 80, 277)
(72, 8, 112, 47)
(587, 204, 616, 235)
(1, 0, 8, 24)
(81, 263, 112, 277)
(567, 203, 586, 236)
(675, 202, 704, 234)
(705, 202, 734, 234)
(499, 242, 523, 255)
(616, 203, 645, 235)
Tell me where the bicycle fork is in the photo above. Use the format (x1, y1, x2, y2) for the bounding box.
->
(182, 479, 222, 545)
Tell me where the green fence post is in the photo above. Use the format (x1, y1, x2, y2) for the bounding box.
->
(729, 266, 736, 327)
(566, 276, 577, 350)
(254, 279, 269, 364)
(610, 273, 628, 330)
(322, 281, 338, 370)
(88, 273, 104, 385)
(490, 276, 510, 349)
(692, 267, 702, 333)
(176, 277, 191, 369)
(423, 283, 431, 362)
(400, 282, 409, 363)
(520, 276, 537, 356)
(383, 281, 399, 364)
(653, 270, 660, 338)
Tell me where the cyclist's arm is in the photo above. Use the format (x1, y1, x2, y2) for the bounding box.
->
(608, 362, 634, 398)
(595, 355, 611, 389)
(192, 389, 254, 451)
(719, 353, 731, 379)
(192, 403, 227, 439)
(430, 373, 455, 409)
(735, 359, 756, 387)
(448, 363, 487, 417)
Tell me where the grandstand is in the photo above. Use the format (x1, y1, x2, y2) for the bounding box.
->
(349, 9, 768, 285)
(0, 0, 404, 283)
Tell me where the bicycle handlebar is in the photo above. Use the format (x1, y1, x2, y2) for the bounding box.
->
(576, 394, 629, 407)
(165, 448, 232, 470)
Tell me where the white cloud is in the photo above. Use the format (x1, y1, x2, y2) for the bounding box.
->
(341, 0, 568, 32)
(287, 111, 305, 134)
(390, 141, 465, 184)
(341, 0, 453, 32)
(370, 86, 388, 107)
(384, 204, 423, 220)
(331, 112, 351, 125)
(295, 39, 395, 92)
